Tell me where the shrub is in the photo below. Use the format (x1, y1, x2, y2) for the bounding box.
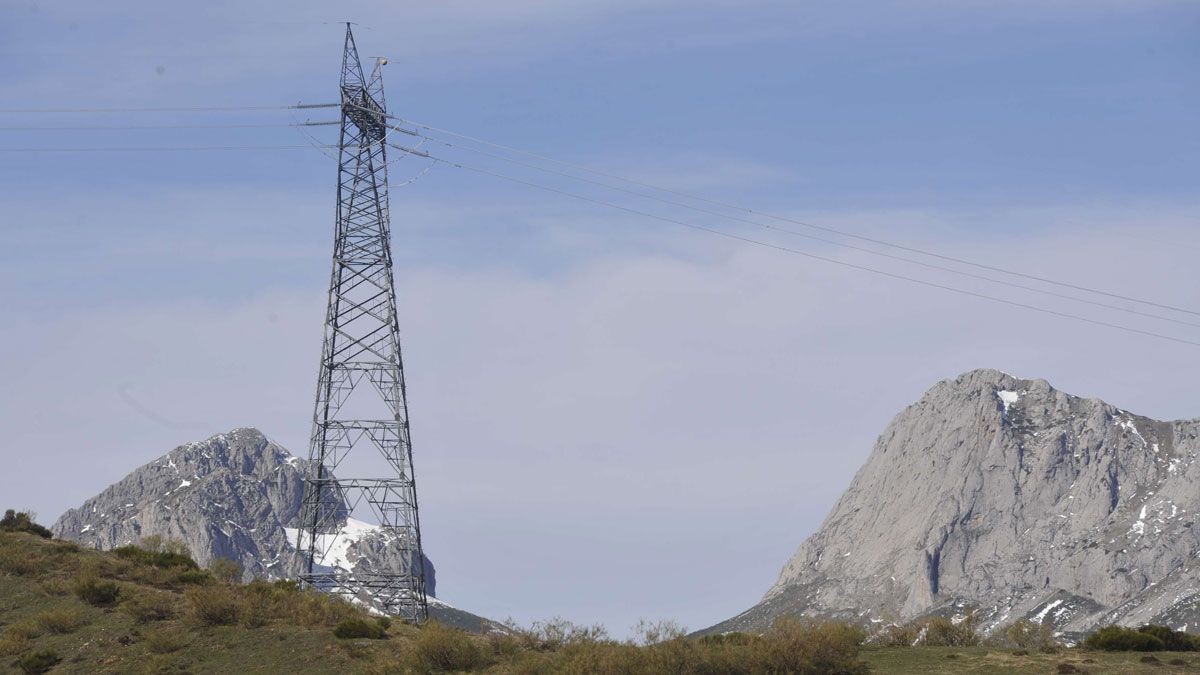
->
(33, 608, 88, 634)
(114, 544, 199, 570)
(753, 618, 868, 675)
(697, 631, 757, 647)
(876, 622, 920, 647)
(209, 557, 242, 584)
(632, 618, 688, 646)
(333, 618, 389, 640)
(121, 590, 177, 623)
(2, 621, 43, 642)
(284, 589, 362, 627)
(0, 510, 52, 539)
(1005, 618, 1061, 652)
(1137, 625, 1200, 651)
(36, 578, 71, 596)
(0, 632, 31, 657)
(175, 569, 213, 585)
(16, 649, 61, 674)
(1084, 625, 1165, 651)
(402, 621, 489, 671)
(921, 613, 979, 647)
(523, 617, 609, 650)
(74, 574, 120, 607)
(185, 586, 239, 626)
(144, 626, 191, 654)
(238, 591, 273, 629)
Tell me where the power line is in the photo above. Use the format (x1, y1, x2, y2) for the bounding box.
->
(0, 144, 334, 152)
(0, 103, 337, 114)
(403, 126, 1200, 331)
(374, 108, 1200, 318)
(0, 122, 339, 131)
(389, 142, 1200, 350)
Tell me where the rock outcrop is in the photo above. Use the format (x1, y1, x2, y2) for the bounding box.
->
(706, 369, 1200, 638)
(52, 427, 439, 600)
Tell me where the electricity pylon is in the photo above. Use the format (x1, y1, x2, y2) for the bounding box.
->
(296, 24, 429, 623)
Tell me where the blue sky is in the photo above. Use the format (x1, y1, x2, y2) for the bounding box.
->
(2, 0, 1199, 635)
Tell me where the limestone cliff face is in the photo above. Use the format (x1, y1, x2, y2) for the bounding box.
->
(51, 427, 436, 596)
(708, 369, 1200, 637)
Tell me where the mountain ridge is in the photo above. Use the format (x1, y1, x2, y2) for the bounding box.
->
(50, 427, 499, 631)
(706, 368, 1200, 638)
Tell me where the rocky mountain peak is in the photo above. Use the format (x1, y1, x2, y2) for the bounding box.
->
(52, 427, 432, 595)
(707, 369, 1200, 639)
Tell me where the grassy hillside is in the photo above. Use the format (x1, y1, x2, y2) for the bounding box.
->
(3, 525, 1200, 674)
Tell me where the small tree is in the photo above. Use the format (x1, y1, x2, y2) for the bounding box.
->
(209, 557, 242, 584)
(0, 510, 52, 538)
(632, 619, 688, 646)
(1006, 618, 1060, 652)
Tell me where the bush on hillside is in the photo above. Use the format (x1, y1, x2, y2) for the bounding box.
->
(144, 626, 191, 654)
(0, 510, 52, 539)
(519, 617, 609, 651)
(401, 621, 489, 671)
(1084, 625, 1165, 651)
(73, 574, 120, 607)
(696, 631, 757, 646)
(333, 617, 389, 640)
(114, 544, 198, 570)
(876, 621, 920, 647)
(0, 631, 31, 657)
(632, 618, 688, 646)
(175, 568, 213, 585)
(1005, 618, 1061, 652)
(1136, 625, 1200, 651)
(185, 585, 239, 626)
(209, 557, 242, 584)
(121, 589, 177, 623)
(924, 611, 980, 647)
(33, 608, 89, 634)
(16, 649, 61, 675)
(752, 618, 868, 675)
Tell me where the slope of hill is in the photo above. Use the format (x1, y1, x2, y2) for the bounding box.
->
(48, 427, 498, 631)
(707, 369, 1200, 638)
(2, 528, 1196, 674)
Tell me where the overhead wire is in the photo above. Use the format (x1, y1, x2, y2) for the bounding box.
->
(0, 122, 339, 131)
(386, 141, 1200, 349)
(372, 107, 1200, 318)
(1, 101, 1195, 345)
(398, 124, 1200, 331)
(0, 103, 337, 113)
(0, 144, 335, 152)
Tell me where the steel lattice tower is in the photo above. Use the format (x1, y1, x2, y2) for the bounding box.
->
(296, 24, 428, 623)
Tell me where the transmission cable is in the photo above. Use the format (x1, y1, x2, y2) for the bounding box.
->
(371, 107, 1199, 318)
(399, 125, 1200, 331)
(388, 142, 1200, 349)
(0, 122, 339, 131)
(0, 103, 337, 113)
(0, 144, 336, 152)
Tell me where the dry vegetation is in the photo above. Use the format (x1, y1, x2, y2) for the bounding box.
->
(2, 511, 1200, 674)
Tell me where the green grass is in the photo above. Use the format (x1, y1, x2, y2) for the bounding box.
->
(0, 531, 391, 674)
(6, 526, 1200, 674)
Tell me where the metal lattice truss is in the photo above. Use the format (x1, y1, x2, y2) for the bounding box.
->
(296, 24, 429, 624)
